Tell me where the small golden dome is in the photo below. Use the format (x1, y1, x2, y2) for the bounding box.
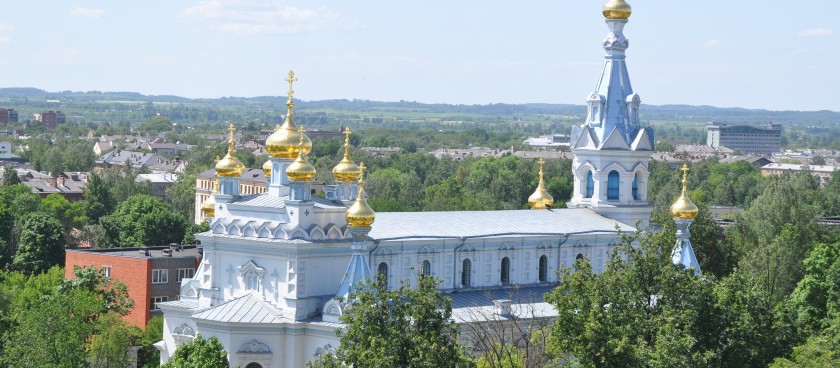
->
(345, 162, 376, 228)
(670, 163, 699, 220)
(265, 70, 312, 159)
(262, 159, 273, 177)
(603, 0, 631, 20)
(528, 158, 554, 209)
(332, 127, 361, 182)
(285, 126, 317, 182)
(201, 178, 218, 218)
(215, 124, 246, 177)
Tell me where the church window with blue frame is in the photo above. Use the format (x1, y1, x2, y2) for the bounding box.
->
(501, 257, 510, 285)
(421, 260, 431, 277)
(377, 262, 388, 287)
(539, 255, 548, 282)
(585, 171, 594, 198)
(607, 171, 620, 200)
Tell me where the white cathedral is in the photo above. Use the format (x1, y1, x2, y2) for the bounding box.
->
(156, 1, 700, 367)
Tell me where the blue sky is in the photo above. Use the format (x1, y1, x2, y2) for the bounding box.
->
(0, 1, 837, 111)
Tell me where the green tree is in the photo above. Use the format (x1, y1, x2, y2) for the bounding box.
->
(789, 240, 840, 334)
(2, 287, 101, 367)
(84, 172, 115, 223)
(12, 212, 65, 274)
(771, 317, 840, 368)
(59, 266, 134, 315)
(87, 312, 142, 368)
(166, 173, 197, 221)
(311, 276, 475, 368)
(162, 334, 229, 368)
(138, 316, 164, 368)
(99, 194, 187, 247)
(2, 166, 20, 186)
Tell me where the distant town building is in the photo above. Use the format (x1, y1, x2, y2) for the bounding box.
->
(719, 155, 773, 167)
(93, 140, 116, 156)
(194, 168, 268, 224)
(706, 121, 782, 155)
(0, 109, 18, 124)
(95, 150, 163, 171)
(137, 173, 180, 200)
(15, 170, 89, 201)
(33, 110, 66, 129)
(760, 162, 838, 187)
(65, 245, 202, 327)
(523, 134, 570, 149)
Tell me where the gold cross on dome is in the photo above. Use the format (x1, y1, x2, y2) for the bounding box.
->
(344, 127, 352, 144)
(285, 70, 298, 99)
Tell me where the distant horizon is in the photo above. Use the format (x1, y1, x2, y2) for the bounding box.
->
(4, 86, 839, 114)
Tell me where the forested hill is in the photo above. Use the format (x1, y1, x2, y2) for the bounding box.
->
(2, 87, 839, 126)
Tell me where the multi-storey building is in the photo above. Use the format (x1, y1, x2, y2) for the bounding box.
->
(65, 245, 202, 327)
(760, 162, 839, 187)
(706, 121, 782, 155)
(0, 109, 18, 124)
(34, 110, 66, 129)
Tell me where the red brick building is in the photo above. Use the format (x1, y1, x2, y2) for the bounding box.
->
(34, 110, 65, 129)
(65, 245, 202, 327)
(0, 109, 18, 124)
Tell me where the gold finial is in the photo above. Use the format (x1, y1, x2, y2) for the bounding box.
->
(274, 124, 281, 131)
(528, 158, 554, 209)
(215, 124, 245, 177)
(333, 127, 361, 182)
(285, 125, 317, 182)
(285, 70, 298, 107)
(346, 161, 375, 228)
(670, 162, 698, 220)
(227, 123, 236, 152)
(603, 0, 632, 20)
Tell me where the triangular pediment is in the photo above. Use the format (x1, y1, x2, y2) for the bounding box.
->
(573, 126, 598, 149)
(631, 128, 654, 151)
(599, 127, 630, 150)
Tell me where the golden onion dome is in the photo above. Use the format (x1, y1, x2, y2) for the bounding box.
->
(603, 0, 632, 20)
(265, 70, 312, 159)
(670, 163, 699, 220)
(285, 126, 317, 182)
(528, 158, 554, 209)
(332, 127, 362, 182)
(215, 124, 246, 177)
(262, 159, 273, 177)
(201, 177, 218, 218)
(345, 162, 376, 228)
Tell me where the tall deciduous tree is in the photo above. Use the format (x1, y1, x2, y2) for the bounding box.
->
(162, 334, 229, 368)
(2, 166, 20, 186)
(84, 172, 115, 224)
(99, 194, 187, 247)
(12, 212, 64, 274)
(310, 276, 475, 368)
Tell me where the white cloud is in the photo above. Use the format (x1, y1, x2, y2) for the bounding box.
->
(704, 39, 721, 48)
(0, 23, 13, 44)
(70, 7, 106, 18)
(797, 28, 833, 37)
(182, 0, 356, 35)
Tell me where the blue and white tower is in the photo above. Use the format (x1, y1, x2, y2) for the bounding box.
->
(568, 0, 654, 227)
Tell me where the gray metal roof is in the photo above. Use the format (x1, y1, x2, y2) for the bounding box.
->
(192, 292, 287, 324)
(447, 285, 555, 309)
(369, 208, 633, 241)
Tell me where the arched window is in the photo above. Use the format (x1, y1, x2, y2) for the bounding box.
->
(539, 255, 548, 282)
(501, 257, 510, 285)
(607, 170, 620, 200)
(576, 253, 584, 261)
(245, 363, 263, 368)
(461, 259, 471, 287)
(422, 260, 431, 277)
(377, 262, 388, 287)
(632, 173, 639, 200)
(585, 171, 594, 198)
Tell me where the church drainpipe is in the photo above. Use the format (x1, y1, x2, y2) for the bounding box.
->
(556, 233, 570, 279)
(452, 237, 467, 289)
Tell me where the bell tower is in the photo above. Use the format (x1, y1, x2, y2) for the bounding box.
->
(567, 0, 653, 227)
